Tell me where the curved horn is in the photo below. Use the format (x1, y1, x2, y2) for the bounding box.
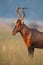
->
(21, 8, 25, 20)
(20, 8, 25, 24)
(16, 8, 21, 18)
(16, 7, 29, 24)
(16, 7, 25, 20)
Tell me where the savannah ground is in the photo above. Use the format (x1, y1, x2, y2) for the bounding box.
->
(0, 24, 43, 65)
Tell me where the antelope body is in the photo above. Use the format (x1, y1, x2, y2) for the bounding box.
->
(12, 8, 43, 56)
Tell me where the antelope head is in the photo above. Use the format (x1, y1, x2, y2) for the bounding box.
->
(12, 19, 24, 36)
(12, 8, 25, 36)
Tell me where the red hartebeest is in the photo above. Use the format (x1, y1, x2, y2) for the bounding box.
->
(12, 8, 43, 56)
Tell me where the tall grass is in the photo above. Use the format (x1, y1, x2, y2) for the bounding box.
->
(0, 26, 43, 65)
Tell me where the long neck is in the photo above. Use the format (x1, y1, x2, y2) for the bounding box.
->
(20, 24, 31, 38)
(19, 24, 32, 47)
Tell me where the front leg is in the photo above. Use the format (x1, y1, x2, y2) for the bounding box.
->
(28, 43, 35, 57)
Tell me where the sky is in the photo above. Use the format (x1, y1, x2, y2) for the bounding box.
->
(0, 0, 43, 21)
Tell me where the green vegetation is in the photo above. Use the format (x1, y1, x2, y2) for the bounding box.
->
(0, 26, 43, 65)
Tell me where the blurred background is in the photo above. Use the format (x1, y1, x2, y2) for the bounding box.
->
(0, 0, 43, 65)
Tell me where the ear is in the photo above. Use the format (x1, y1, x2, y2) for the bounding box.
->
(13, 19, 17, 25)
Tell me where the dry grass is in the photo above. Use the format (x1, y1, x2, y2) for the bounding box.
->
(0, 25, 43, 65)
